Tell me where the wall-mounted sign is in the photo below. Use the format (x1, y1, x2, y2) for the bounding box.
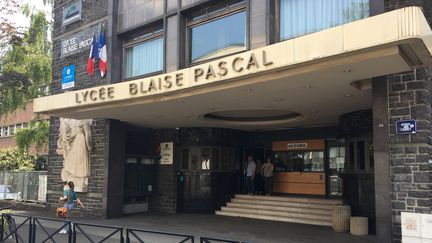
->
(61, 24, 101, 58)
(160, 142, 173, 165)
(62, 1, 82, 26)
(396, 119, 416, 134)
(272, 139, 325, 151)
(402, 212, 432, 242)
(61, 65, 75, 89)
(287, 143, 308, 150)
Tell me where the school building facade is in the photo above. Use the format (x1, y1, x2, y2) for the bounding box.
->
(36, 0, 432, 242)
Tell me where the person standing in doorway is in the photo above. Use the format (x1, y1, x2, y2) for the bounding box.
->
(245, 156, 256, 195)
(261, 158, 274, 195)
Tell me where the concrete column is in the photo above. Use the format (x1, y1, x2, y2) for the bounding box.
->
(103, 119, 126, 218)
(372, 76, 392, 242)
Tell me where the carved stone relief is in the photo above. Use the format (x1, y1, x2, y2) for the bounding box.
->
(56, 118, 92, 192)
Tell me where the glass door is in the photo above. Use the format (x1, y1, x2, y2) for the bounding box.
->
(327, 141, 346, 198)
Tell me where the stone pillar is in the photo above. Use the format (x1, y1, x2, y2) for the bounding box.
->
(387, 68, 432, 242)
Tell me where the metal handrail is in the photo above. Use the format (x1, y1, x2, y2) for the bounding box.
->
(73, 222, 124, 243)
(32, 217, 72, 243)
(126, 227, 194, 243)
(0, 213, 32, 243)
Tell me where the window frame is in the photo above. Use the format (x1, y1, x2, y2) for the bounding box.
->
(185, 0, 249, 65)
(122, 26, 165, 81)
(274, 0, 380, 44)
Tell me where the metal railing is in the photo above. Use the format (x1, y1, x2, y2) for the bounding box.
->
(32, 216, 72, 243)
(0, 214, 32, 243)
(126, 228, 194, 243)
(0, 215, 246, 243)
(73, 222, 123, 243)
(199, 237, 249, 243)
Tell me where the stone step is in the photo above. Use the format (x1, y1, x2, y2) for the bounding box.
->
(231, 198, 336, 210)
(220, 206, 332, 221)
(225, 202, 331, 215)
(215, 210, 332, 227)
(235, 194, 342, 205)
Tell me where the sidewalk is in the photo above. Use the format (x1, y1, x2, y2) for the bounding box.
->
(10, 208, 378, 243)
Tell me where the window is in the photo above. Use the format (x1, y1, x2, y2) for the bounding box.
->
(180, 146, 236, 172)
(3, 126, 9, 137)
(346, 138, 373, 172)
(280, 0, 369, 40)
(124, 37, 164, 79)
(188, 1, 247, 63)
(273, 150, 324, 172)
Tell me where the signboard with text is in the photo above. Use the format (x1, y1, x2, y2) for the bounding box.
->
(160, 142, 173, 165)
(60, 24, 101, 58)
(62, 1, 82, 26)
(396, 119, 416, 134)
(62, 65, 75, 89)
(402, 212, 432, 242)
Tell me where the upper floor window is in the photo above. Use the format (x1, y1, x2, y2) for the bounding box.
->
(123, 28, 164, 79)
(280, 0, 369, 41)
(188, 0, 247, 63)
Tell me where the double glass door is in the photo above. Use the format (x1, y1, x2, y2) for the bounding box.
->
(177, 146, 239, 213)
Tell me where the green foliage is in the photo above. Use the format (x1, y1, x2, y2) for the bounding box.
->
(0, 4, 52, 116)
(15, 119, 49, 154)
(0, 148, 35, 171)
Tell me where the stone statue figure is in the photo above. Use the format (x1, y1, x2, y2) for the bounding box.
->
(56, 118, 92, 192)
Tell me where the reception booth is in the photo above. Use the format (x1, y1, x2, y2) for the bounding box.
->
(272, 139, 326, 196)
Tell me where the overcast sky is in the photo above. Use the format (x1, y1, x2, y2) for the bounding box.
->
(9, 0, 52, 29)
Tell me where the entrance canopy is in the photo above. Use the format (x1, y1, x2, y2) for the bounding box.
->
(35, 7, 432, 130)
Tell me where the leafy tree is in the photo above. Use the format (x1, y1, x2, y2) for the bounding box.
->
(0, 0, 23, 56)
(0, 4, 52, 116)
(0, 148, 35, 171)
(15, 118, 50, 154)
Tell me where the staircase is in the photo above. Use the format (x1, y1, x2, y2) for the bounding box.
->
(215, 194, 342, 226)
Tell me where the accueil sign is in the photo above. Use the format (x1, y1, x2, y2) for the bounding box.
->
(74, 50, 274, 104)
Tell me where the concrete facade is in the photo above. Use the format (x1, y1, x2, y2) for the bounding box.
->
(45, 1, 432, 242)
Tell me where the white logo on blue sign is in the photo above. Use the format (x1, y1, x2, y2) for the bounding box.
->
(62, 65, 75, 90)
(396, 120, 416, 134)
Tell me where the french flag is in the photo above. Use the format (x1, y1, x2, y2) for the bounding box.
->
(86, 34, 98, 75)
(98, 31, 107, 78)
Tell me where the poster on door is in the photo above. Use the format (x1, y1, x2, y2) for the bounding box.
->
(160, 142, 173, 165)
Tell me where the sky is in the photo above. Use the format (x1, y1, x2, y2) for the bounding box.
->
(8, 0, 52, 29)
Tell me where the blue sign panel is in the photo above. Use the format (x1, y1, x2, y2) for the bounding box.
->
(396, 119, 416, 134)
(62, 65, 75, 89)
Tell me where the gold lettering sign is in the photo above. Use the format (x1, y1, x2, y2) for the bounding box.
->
(74, 50, 274, 105)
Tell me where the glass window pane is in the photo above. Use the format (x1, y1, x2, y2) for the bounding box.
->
(329, 147, 345, 172)
(280, 0, 369, 40)
(124, 37, 164, 79)
(190, 11, 246, 62)
(357, 141, 365, 170)
(182, 148, 189, 170)
(201, 148, 211, 170)
(368, 141, 374, 170)
(349, 142, 355, 170)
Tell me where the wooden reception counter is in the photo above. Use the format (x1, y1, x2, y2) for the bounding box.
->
(273, 172, 326, 196)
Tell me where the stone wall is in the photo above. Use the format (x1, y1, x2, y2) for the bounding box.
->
(387, 68, 432, 242)
(383, 1, 432, 242)
(48, 0, 110, 217)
